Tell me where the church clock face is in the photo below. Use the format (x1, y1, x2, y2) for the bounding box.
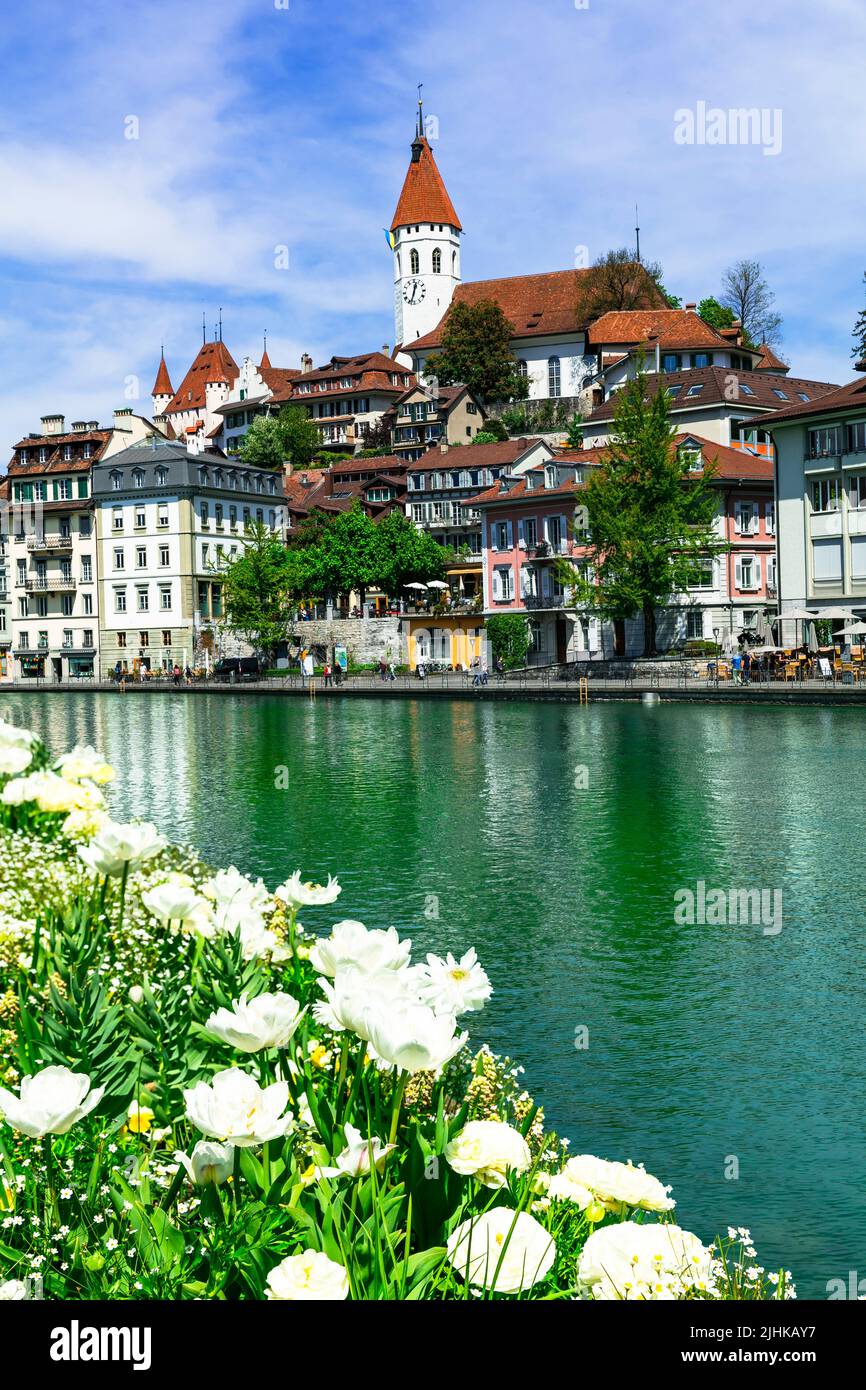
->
(403, 278, 426, 305)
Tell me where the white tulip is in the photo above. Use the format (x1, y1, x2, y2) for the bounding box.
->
(77, 820, 166, 877)
(2, 770, 101, 815)
(202, 866, 275, 916)
(444, 1120, 531, 1189)
(54, 745, 115, 785)
(309, 920, 412, 976)
(447, 1208, 555, 1294)
(556, 1154, 674, 1213)
(266, 1249, 349, 1301)
(0, 745, 33, 778)
(418, 948, 492, 1016)
(0, 719, 36, 751)
(314, 966, 419, 1040)
(205, 992, 304, 1052)
(275, 871, 341, 909)
(174, 1139, 235, 1186)
(0, 1065, 104, 1139)
(367, 1004, 467, 1075)
(0, 1279, 28, 1300)
(141, 875, 212, 931)
(183, 1068, 294, 1147)
(577, 1221, 716, 1300)
(315, 1124, 395, 1180)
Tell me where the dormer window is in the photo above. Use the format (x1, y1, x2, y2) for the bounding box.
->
(39, 447, 48, 463)
(63, 444, 73, 461)
(155, 467, 168, 486)
(110, 471, 123, 491)
(199, 468, 209, 486)
(545, 465, 558, 489)
(132, 468, 145, 488)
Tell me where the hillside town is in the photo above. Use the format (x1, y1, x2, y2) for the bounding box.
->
(1, 109, 864, 686)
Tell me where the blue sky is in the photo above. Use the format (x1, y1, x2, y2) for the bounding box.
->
(0, 0, 863, 448)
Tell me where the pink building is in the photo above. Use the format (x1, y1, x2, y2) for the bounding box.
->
(476, 436, 778, 664)
(475, 451, 604, 664)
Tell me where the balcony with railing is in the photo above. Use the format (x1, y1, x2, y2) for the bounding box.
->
(27, 534, 73, 552)
(25, 575, 77, 592)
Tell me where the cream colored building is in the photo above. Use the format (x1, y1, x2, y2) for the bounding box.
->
(93, 440, 286, 675)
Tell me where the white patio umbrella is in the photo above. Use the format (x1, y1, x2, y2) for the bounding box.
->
(841, 622, 866, 635)
(813, 607, 856, 619)
(777, 606, 814, 650)
(404, 582, 428, 590)
(426, 580, 448, 590)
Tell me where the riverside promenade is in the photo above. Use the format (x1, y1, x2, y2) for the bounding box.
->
(8, 668, 866, 705)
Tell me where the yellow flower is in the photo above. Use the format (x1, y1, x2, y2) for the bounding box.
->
(126, 1101, 155, 1134)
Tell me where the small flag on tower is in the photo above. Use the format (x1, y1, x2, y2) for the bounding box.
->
(383, 227, 396, 252)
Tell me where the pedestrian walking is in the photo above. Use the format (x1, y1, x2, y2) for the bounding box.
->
(742, 649, 751, 686)
(388, 661, 396, 681)
(323, 662, 333, 688)
(732, 651, 743, 685)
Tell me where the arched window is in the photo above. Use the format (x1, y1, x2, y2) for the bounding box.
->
(452, 250, 458, 274)
(131, 468, 145, 489)
(410, 248, 420, 275)
(548, 356, 561, 398)
(155, 466, 168, 486)
(432, 248, 442, 274)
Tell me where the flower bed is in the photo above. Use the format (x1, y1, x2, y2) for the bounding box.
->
(0, 716, 795, 1301)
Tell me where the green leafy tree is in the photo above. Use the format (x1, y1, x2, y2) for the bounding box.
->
(486, 614, 530, 669)
(431, 300, 529, 404)
(373, 511, 447, 592)
(220, 522, 296, 662)
(471, 431, 500, 445)
(852, 273, 866, 363)
(295, 504, 382, 608)
(239, 415, 286, 469)
(565, 412, 584, 447)
(573, 365, 725, 656)
(697, 297, 735, 331)
(276, 403, 322, 470)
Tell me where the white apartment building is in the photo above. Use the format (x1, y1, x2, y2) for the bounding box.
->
(93, 440, 286, 674)
(766, 373, 866, 635)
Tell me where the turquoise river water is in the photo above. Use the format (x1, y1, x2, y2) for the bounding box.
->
(3, 691, 863, 1297)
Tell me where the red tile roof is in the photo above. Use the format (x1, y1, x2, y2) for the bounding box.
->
(291, 352, 415, 401)
(409, 270, 597, 352)
(673, 434, 774, 482)
(8, 429, 111, 474)
(408, 436, 545, 472)
(760, 374, 866, 426)
(260, 347, 272, 370)
(583, 366, 839, 424)
(588, 309, 738, 351)
(391, 136, 461, 232)
(165, 340, 239, 415)
(755, 342, 789, 373)
(260, 365, 301, 400)
(152, 352, 173, 397)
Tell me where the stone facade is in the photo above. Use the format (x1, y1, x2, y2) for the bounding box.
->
(289, 617, 403, 667)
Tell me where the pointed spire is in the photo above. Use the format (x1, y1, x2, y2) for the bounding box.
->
(391, 112, 461, 232)
(260, 331, 272, 371)
(152, 348, 173, 399)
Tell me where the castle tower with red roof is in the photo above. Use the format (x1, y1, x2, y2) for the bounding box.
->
(151, 349, 174, 418)
(391, 100, 461, 357)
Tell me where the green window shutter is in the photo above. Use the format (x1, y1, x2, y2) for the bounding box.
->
(78, 478, 88, 498)
(52, 481, 59, 500)
(23, 482, 33, 501)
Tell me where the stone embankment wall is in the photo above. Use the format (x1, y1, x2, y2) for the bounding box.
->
(287, 617, 404, 666)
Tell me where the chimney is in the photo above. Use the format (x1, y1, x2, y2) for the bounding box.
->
(41, 414, 65, 436)
(382, 344, 390, 358)
(439, 442, 449, 454)
(685, 301, 697, 311)
(71, 421, 87, 432)
(87, 420, 99, 430)
(113, 408, 133, 423)
(301, 353, 313, 374)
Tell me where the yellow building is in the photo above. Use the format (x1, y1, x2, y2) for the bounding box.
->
(404, 613, 484, 670)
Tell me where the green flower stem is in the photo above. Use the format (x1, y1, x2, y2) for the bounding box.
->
(389, 1072, 409, 1145)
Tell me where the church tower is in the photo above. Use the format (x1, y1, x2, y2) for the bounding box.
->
(391, 101, 462, 352)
